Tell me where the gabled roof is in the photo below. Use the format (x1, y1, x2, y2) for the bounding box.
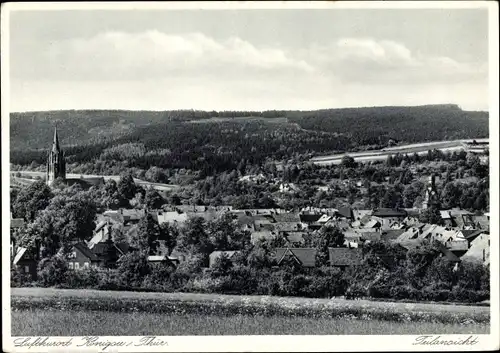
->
(381, 229, 405, 241)
(360, 232, 381, 241)
(328, 247, 363, 266)
(114, 242, 130, 255)
(373, 208, 407, 217)
(440, 210, 452, 219)
(274, 222, 301, 232)
(157, 211, 189, 224)
(472, 215, 489, 230)
(275, 248, 317, 267)
(352, 209, 373, 221)
(461, 233, 489, 264)
(73, 242, 99, 261)
(336, 207, 353, 219)
(13, 247, 28, 265)
(461, 229, 484, 240)
(299, 214, 322, 223)
(273, 213, 301, 223)
(10, 218, 25, 229)
(364, 219, 381, 229)
(209, 251, 242, 266)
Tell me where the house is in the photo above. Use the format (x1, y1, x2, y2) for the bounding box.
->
(208, 251, 242, 267)
(336, 207, 353, 220)
(273, 213, 301, 224)
(279, 183, 299, 193)
(328, 247, 364, 269)
(360, 232, 381, 242)
(397, 239, 461, 263)
(471, 215, 489, 230)
(299, 214, 323, 230)
(381, 229, 405, 242)
(156, 210, 189, 225)
(317, 214, 333, 225)
(460, 232, 490, 266)
(239, 174, 266, 183)
(88, 220, 114, 247)
(147, 255, 180, 268)
(102, 209, 146, 226)
(372, 208, 407, 221)
(363, 219, 381, 230)
(69, 237, 130, 270)
(10, 217, 25, 229)
(275, 248, 317, 267)
(352, 209, 373, 222)
(67, 242, 99, 270)
(274, 222, 302, 232)
(461, 229, 484, 245)
(12, 247, 37, 279)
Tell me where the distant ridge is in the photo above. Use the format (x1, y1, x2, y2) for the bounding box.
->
(10, 104, 488, 151)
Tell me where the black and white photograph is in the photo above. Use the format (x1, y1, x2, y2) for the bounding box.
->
(2, 1, 499, 352)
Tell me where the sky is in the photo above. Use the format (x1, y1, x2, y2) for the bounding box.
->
(8, 7, 490, 112)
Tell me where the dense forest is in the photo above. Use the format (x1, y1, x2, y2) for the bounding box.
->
(10, 105, 488, 177)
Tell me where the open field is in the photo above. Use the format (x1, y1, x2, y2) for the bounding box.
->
(11, 309, 489, 336)
(11, 288, 489, 336)
(311, 138, 489, 165)
(186, 116, 288, 124)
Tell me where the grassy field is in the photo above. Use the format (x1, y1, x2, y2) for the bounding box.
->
(12, 309, 489, 336)
(11, 288, 490, 336)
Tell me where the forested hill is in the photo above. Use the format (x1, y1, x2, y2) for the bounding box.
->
(10, 104, 488, 151)
(285, 104, 489, 146)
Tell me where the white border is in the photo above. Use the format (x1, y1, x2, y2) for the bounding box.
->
(2, 1, 499, 352)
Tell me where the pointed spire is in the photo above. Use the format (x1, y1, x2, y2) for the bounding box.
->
(52, 126, 60, 152)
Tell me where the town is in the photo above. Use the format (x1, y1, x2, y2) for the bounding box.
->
(10, 127, 490, 303)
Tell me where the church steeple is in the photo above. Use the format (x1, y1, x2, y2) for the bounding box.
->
(52, 126, 60, 152)
(46, 127, 66, 185)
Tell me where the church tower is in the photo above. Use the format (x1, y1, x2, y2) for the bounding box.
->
(422, 173, 439, 209)
(46, 127, 66, 185)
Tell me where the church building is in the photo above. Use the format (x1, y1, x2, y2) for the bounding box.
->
(45, 127, 104, 188)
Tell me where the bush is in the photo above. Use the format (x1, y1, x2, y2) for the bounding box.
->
(63, 268, 101, 289)
(346, 283, 366, 299)
(11, 266, 33, 287)
(389, 285, 414, 300)
(36, 255, 68, 287)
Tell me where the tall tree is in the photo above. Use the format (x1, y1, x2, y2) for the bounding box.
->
(117, 173, 137, 201)
(21, 191, 97, 257)
(12, 180, 54, 221)
(315, 225, 345, 266)
(131, 213, 162, 255)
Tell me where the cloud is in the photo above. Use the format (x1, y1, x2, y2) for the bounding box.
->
(309, 37, 488, 84)
(10, 32, 488, 111)
(26, 31, 314, 81)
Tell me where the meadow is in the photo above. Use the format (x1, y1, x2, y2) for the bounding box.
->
(12, 309, 489, 336)
(11, 288, 490, 336)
